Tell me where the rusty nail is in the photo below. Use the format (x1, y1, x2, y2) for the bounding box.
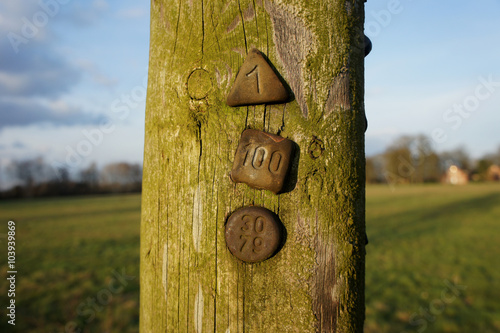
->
(364, 35, 372, 57)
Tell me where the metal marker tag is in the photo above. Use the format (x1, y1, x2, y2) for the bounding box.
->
(231, 129, 293, 194)
(226, 48, 289, 107)
(225, 206, 283, 263)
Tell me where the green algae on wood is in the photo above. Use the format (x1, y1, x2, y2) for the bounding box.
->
(141, 0, 366, 332)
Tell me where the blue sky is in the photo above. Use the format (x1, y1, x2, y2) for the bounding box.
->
(0, 0, 499, 185)
(365, 0, 500, 157)
(0, 0, 150, 182)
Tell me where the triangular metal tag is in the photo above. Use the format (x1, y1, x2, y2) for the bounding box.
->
(226, 48, 289, 107)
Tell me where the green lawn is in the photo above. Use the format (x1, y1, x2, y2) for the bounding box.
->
(365, 183, 500, 333)
(1, 184, 499, 332)
(0, 194, 141, 333)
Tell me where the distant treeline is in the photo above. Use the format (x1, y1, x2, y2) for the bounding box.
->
(2, 134, 500, 199)
(367, 134, 500, 184)
(0, 159, 142, 199)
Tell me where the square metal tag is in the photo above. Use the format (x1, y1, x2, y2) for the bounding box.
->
(231, 129, 293, 194)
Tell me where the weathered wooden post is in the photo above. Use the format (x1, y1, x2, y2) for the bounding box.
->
(141, 0, 367, 331)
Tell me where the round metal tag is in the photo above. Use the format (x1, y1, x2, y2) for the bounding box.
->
(225, 206, 282, 263)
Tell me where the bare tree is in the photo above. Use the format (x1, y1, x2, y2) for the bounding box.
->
(440, 146, 471, 171)
(9, 157, 50, 188)
(366, 155, 385, 183)
(80, 162, 99, 188)
(383, 135, 441, 184)
(384, 141, 413, 184)
(100, 162, 142, 191)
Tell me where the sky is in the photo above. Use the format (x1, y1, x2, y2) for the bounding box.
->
(0, 0, 499, 187)
(364, 0, 500, 157)
(0, 0, 150, 186)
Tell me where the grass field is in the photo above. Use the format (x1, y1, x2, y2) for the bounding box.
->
(1, 183, 499, 332)
(0, 194, 141, 333)
(365, 184, 500, 333)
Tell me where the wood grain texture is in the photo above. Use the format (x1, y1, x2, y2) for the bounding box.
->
(141, 0, 366, 332)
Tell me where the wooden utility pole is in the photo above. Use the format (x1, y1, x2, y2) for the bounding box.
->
(141, 0, 366, 332)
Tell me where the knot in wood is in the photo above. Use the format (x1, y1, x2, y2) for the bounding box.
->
(308, 137, 325, 159)
(187, 69, 212, 100)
